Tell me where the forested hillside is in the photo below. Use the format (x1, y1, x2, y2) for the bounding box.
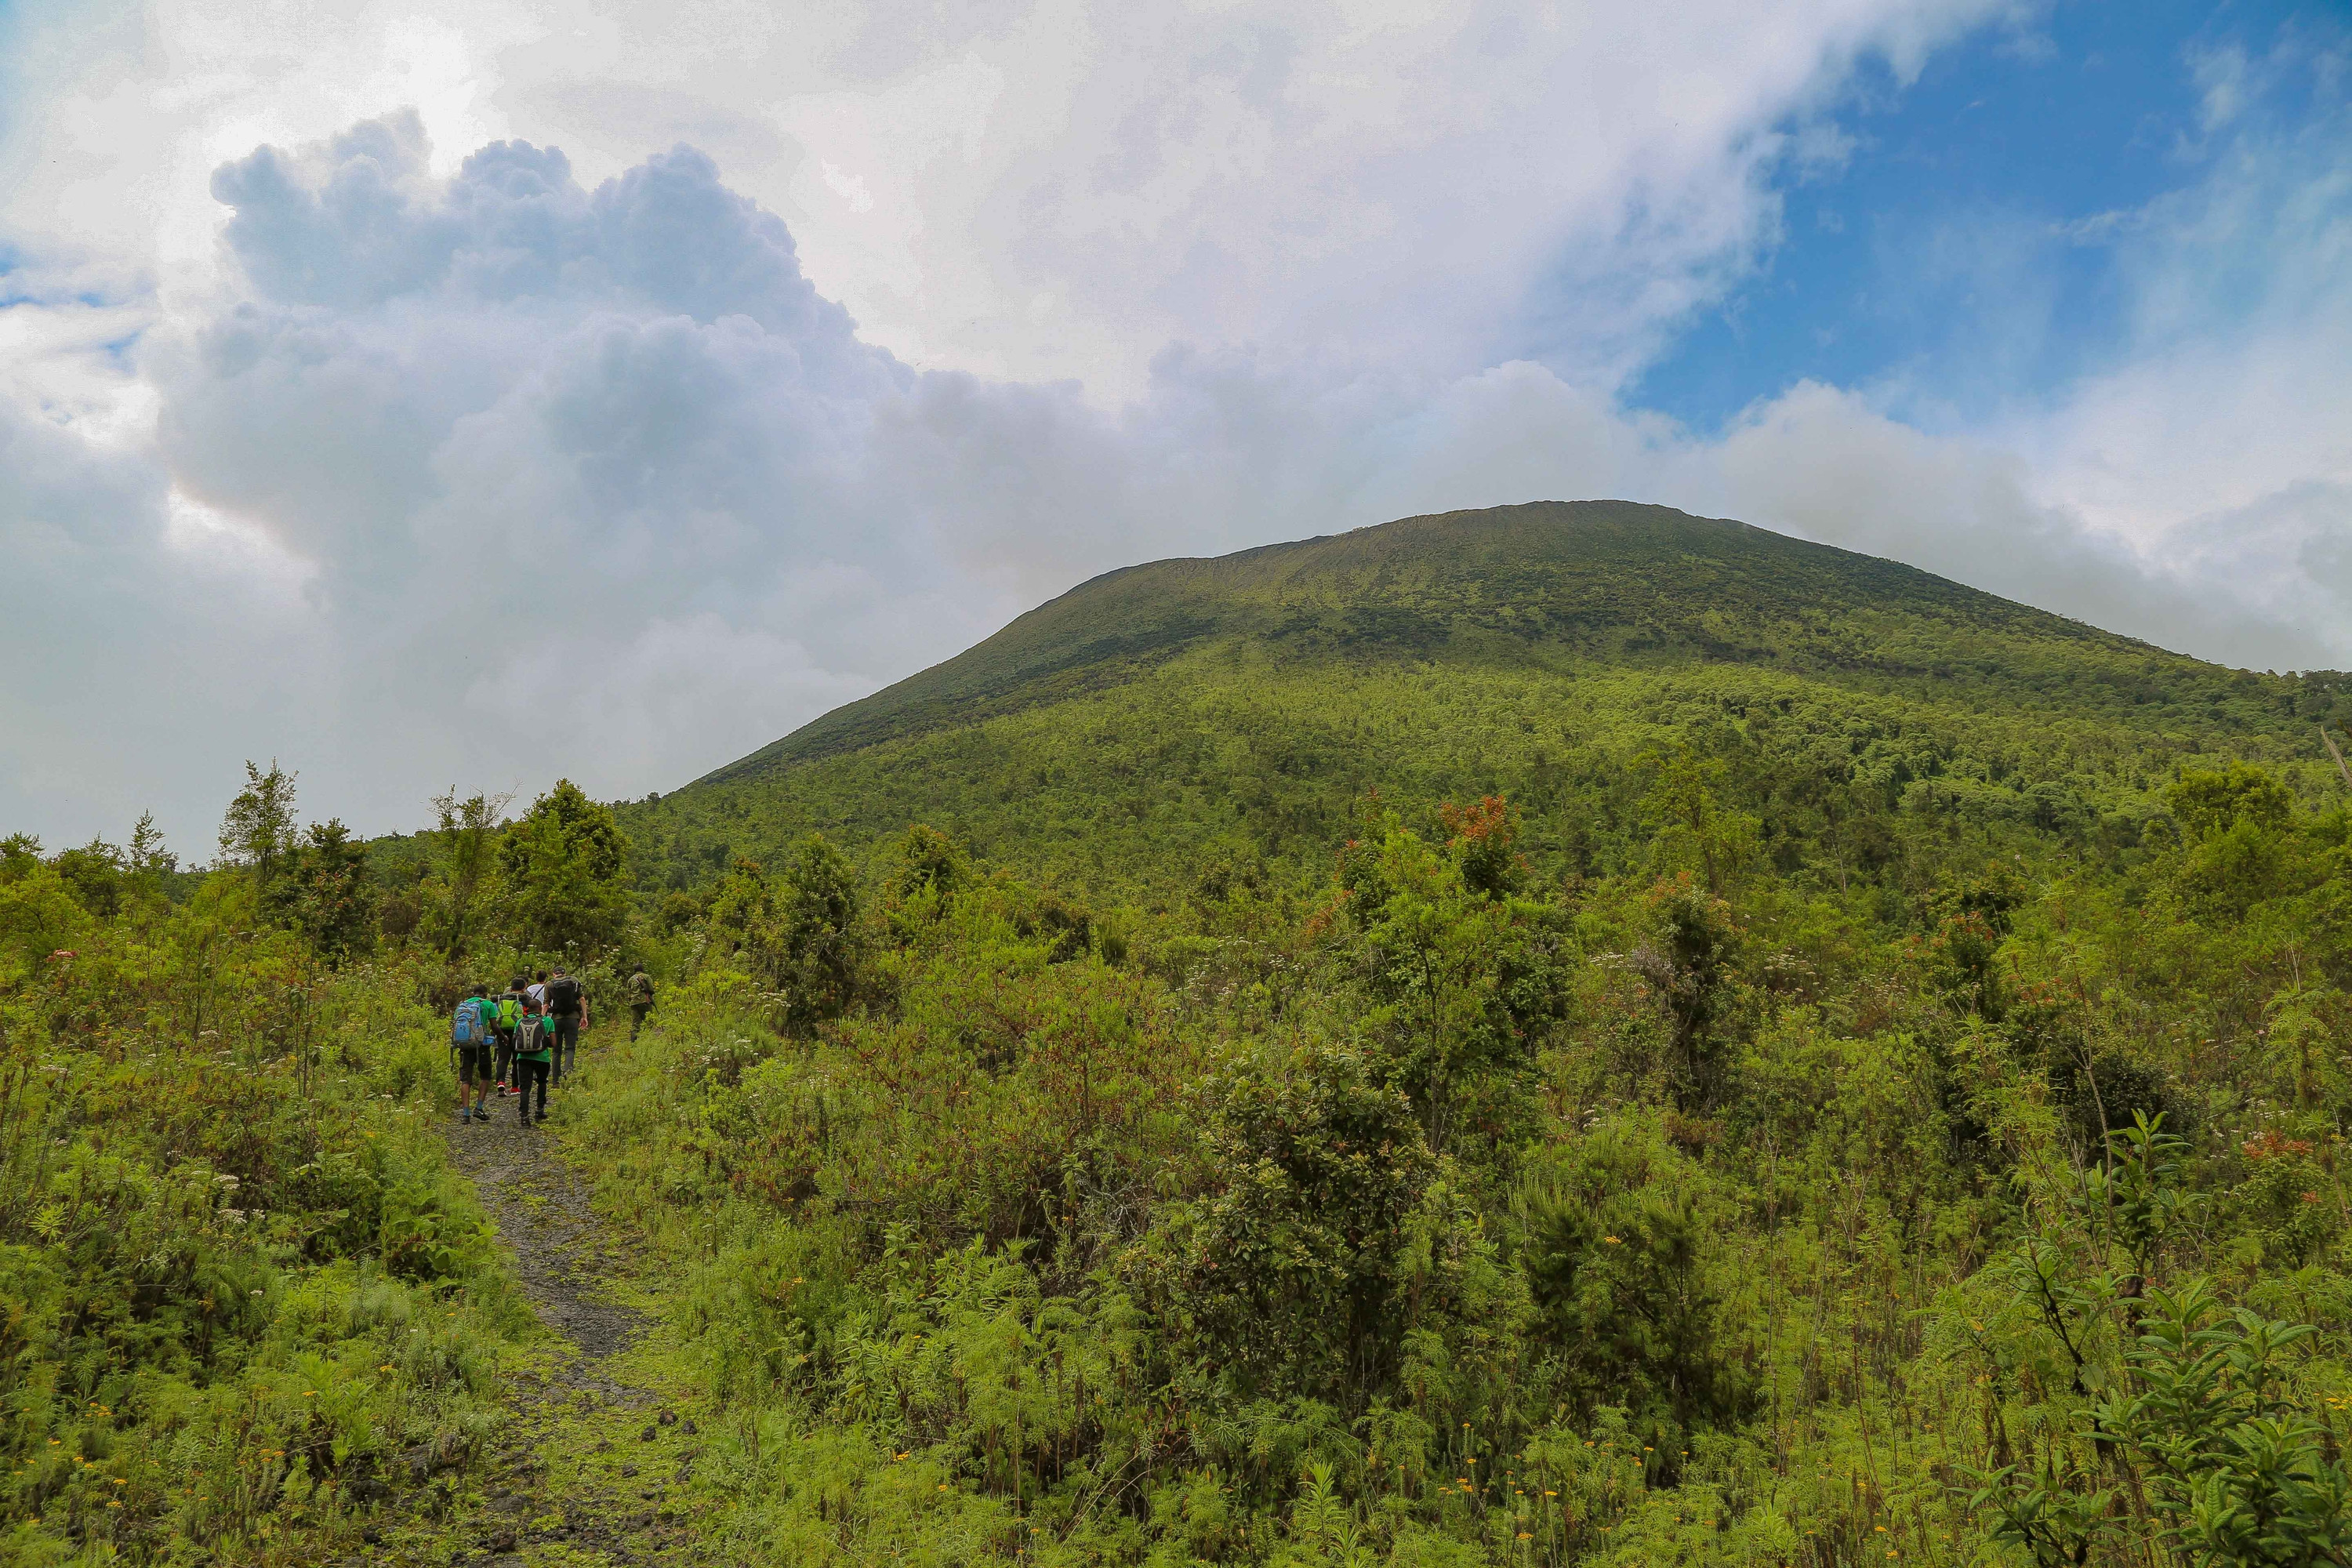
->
(619, 502, 2352, 902)
(6, 503, 2352, 1566)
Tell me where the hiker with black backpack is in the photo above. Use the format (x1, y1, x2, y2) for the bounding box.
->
(546, 966, 589, 1086)
(511, 993, 553, 1124)
(450, 983, 498, 1124)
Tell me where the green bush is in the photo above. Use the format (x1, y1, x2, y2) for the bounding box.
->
(0, 869, 524, 1564)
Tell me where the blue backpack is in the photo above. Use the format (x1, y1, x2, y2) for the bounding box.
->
(451, 997, 489, 1046)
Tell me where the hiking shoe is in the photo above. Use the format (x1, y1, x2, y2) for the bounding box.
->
(534, 1111, 549, 1123)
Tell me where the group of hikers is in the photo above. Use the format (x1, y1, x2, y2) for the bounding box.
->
(448, 964, 658, 1125)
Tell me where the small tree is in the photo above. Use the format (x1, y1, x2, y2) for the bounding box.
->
(270, 818, 376, 966)
(496, 780, 629, 954)
(1642, 750, 1759, 896)
(771, 833, 862, 1033)
(0, 833, 41, 881)
(218, 760, 299, 884)
(1327, 800, 1565, 1150)
(127, 811, 176, 887)
(1145, 1042, 1439, 1406)
(883, 824, 969, 940)
(49, 837, 127, 918)
(1628, 874, 1738, 1108)
(891, 824, 967, 900)
(1514, 1116, 1745, 1432)
(1927, 867, 2027, 1020)
(1439, 793, 1524, 899)
(428, 789, 509, 962)
(0, 862, 82, 978)
(704, 838, 866, 1033)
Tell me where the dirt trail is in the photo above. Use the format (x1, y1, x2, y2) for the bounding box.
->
(419, 1088, 720, 1566)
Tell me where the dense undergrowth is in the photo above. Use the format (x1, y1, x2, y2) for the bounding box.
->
(13, 505, 2352, 1566)
(617, 648, 2349, 910)
(0, 800, 582, 1564)
(570, 739, 2352, 1566)
(17, 698, 2352, 1565)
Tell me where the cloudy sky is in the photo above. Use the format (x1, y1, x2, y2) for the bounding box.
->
(2, 0, 2347, 855)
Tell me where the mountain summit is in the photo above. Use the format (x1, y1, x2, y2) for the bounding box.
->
(626, 500, 2321, 894)
(702, 500, 2167, 783)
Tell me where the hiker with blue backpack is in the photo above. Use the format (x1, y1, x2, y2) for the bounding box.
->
(451, 983, 499, 1124)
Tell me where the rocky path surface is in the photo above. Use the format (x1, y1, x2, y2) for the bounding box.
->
(418, 1092, 722, 1567)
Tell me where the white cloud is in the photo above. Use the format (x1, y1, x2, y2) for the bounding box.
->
(3, 0, 2011, 395)
(0, 0, 2344, 858)
(0, 394, 333, 852)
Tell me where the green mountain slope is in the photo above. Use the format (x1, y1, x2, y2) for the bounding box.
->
(623, 500, 2347, 898)
(24, 501, 2352, 1567)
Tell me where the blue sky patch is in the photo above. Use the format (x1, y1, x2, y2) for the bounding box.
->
(1621, 0, 2337, 433)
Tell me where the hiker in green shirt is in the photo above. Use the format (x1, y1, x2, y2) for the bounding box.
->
(512, 994, 554, 1125)
(452, 983, 498, 1124)
(492, 976, 525, 1097)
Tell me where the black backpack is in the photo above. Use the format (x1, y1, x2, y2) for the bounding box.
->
(547, 975, 583, 1014)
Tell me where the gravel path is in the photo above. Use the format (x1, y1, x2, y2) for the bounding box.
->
(446, 1104, 649, 1366)
(426, 1091, 720, 1566)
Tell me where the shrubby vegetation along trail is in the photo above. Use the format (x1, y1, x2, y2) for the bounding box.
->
(13, 504, 2352, 1566)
